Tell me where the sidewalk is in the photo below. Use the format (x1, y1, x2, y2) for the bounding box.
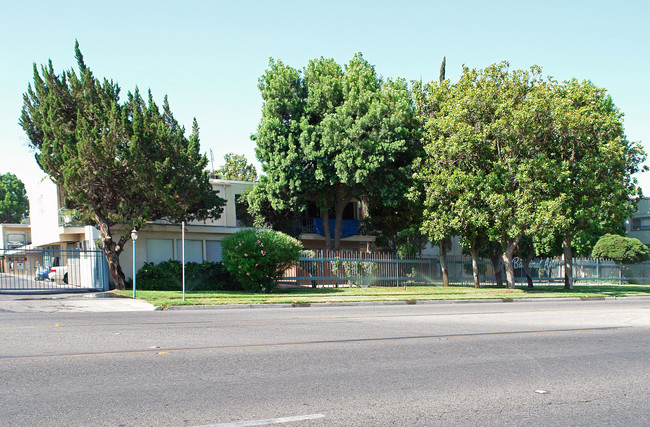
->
(0, 290, 159, 313)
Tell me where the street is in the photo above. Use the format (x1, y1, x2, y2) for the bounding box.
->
(1, 298, 649, 426)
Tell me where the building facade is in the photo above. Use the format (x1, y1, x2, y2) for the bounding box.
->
(626, 198, 650, 248)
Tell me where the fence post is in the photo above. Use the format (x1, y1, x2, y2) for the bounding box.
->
(396, 255, 400, 288)
(321, 251, 326, 288)
(619, 262, 622, 285)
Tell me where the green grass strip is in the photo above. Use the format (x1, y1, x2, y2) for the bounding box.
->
(114, 284, 650, 309)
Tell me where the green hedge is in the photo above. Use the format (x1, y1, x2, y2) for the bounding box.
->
(135, 260, 237, 291)
(591, 234, 650, 264)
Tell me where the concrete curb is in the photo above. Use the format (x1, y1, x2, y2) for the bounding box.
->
(164, 295, 650, 310)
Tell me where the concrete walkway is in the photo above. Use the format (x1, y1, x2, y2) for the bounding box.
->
(0, 290, 159, 313)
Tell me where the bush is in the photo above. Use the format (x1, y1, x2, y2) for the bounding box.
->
(135, 260, 236, 291)
(222, 229, 302, 292)
(343, 260, 377, 287)
(591, 234, 650, 264)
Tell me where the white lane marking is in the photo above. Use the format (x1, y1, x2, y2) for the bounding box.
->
(198, 413, 325, 426)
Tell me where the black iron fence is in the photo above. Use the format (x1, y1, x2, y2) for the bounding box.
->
(281, 250, 650, 287)
(0, 247, 110, 290)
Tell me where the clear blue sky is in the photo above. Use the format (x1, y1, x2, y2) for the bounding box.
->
(2, 0, 649, 195)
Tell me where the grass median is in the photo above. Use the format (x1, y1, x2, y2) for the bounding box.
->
(114, 283, 650, 309)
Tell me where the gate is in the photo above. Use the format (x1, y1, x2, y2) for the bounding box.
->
(0, 247, 110, 291)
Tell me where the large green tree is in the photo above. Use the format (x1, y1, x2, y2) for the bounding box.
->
(417, 62, 645, 290)
(541, 79, 646, 289)
(20, 42, 225, 289)
(0, 173, 29, 224)
(214, 153, 258, 181)
(417, 63, 563, 289)
(253, 54, 419, 250)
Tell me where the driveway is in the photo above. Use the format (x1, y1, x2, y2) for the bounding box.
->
(0, 290, 158, 313)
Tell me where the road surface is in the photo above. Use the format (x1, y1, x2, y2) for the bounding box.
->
(1, 298, 648, 426)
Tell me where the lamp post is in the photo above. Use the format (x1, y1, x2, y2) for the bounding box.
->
(182, 221, 185, 302)
(131, 228, 138, 298)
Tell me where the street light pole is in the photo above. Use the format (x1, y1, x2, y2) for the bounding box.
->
(131, 228, 138, 299)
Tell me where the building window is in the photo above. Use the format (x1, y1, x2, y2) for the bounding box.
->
(205, 241, 223, 262)
(632, 218, 650, 231)
(235, 194, 254, 227)
(5, 233, 26, 249)
(176, 240, 203, 263)
(146, 239, 174, 264)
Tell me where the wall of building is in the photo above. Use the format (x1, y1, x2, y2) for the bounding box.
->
(23, 178, 266, 282)
(116, 223, 248, 280)
(626, 198, 650, 247)
(28, 179, 62, 247)
(1, 224, 31, 248)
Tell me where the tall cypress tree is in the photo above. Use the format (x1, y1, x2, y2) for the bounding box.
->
(20, 42, 225, 289)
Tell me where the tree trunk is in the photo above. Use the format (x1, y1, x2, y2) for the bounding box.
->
(439, 239, 449, 287)
(320, 208, 333, 250)
(502, 237, 521, 290)
(519, 246, 535, 289)
(96, 215, 128, 290)
(333, 193, 352, 251)
(563, 235, 574, 290)
(489, 242, 504, 287)
(470, 240, 480, 288)
(104, 245, 126, 290)
(522, 257, 534, 289)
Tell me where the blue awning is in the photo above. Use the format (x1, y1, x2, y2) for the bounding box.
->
(313, 218, 359, 239)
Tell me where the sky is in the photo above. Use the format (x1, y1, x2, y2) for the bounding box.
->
(1, 0, 649, 196)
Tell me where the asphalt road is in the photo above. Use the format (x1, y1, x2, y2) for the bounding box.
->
(1, 299, 648, 426)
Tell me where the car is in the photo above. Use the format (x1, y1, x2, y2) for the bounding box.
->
(48, 266, 68, 284)
(35, 265, 50, 281)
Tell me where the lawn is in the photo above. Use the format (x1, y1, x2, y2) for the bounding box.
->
(114, 283, 650, 309)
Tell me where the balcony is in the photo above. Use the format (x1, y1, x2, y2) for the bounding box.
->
(58, 209, 85, 228)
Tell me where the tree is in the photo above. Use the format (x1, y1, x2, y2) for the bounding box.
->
(243, 180, 302, 237)
(0, 173, 29, 223)
(20, 42, 225, 289)
(417, 62, 563, 289)
(365, 190, 427, 256)
(540, 79, 646, 289)
(253, 54, 419, 250)
(214, 153, 258, 181)
(591, 234, 650, 264)
(411, 57, 462, 287)
(516, 236, 536, 289)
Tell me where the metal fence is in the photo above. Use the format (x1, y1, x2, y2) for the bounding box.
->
(0, 247, 110, 291)
(281, 250, 650, 287)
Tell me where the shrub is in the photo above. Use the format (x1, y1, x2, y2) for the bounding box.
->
(591, 234, 650, 264)
(135, 260, 236, 291)
(222, 228, 302, 292)
(343, 260, 377, 287)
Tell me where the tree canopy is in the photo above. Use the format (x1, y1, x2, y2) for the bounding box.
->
(415, 61, 645, 289)
(416, 63, 563, 289)
(252, 53, 419, 249)
(0, 173, 29, 223)
(214, 153, 258, 181)
(20, 42, 225, 289)
(539, 78, 645, 288)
